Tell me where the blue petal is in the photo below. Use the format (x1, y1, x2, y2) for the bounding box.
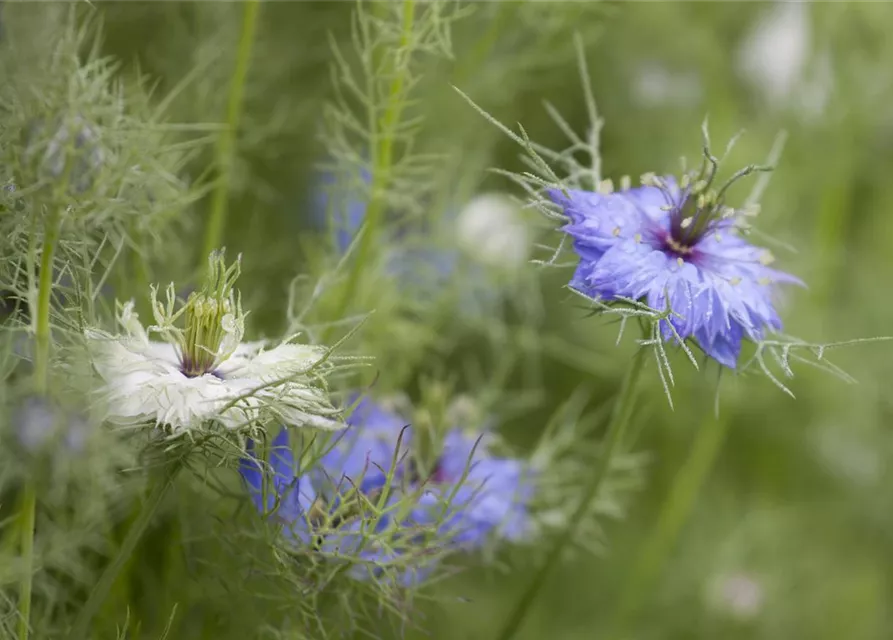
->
(696, 321, 744, 369)
(320, 397, 411, 487)
(239, 439, 265, 509)
(270, 427, 296, 488)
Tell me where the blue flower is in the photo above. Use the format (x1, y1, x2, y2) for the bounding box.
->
(317, 396, 412, 494)
(324, 397, 536, 550)
(419, 428, 535, 549)
(240, 425, 432, 584)
(549, 176, 803, 367)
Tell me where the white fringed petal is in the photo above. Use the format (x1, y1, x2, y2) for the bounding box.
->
(88, 319, 341, 433)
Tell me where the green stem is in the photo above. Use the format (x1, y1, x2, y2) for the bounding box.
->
(32, 211, 61, 395)
(16, 484, 37, 640)
(495, 345, 648, 640)
(200, 0, 261, 267)
(66, 460, 183, 640)
(17, 208, 63, 640)
(325, 0, 415, 342)
(608, 412, 730, 639)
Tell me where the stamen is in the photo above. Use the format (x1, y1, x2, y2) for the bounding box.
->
(612, 227, 621, 237)
(172, 251, 244, 378)
(620, 175, 631, 191)
(759, 251, 775, 265)
(640, 172, 658, 187)
(598, 178, 614, 194)
(665, 235, 694, 256)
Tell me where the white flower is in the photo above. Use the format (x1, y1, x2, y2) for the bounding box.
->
(456, 193, 530, 270)
(706, 571, 765, 621)
(86, 253, 342, 433)
(632, 63, 702, 109)
(737, 2, 833, 118)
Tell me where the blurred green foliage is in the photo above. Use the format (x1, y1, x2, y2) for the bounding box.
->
(3, 1, 893, 638)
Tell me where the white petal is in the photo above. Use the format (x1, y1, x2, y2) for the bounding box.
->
(214, 340, 267, 377)
(225, 343, 326, 381)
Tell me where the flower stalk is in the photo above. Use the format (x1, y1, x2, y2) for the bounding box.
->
(201, 0, 261, 268)
(326, 0, 416, 341)
(607, 412, 731, 640)
(17, 205, 63, 640)
(66, 458, 184, 640)
(495, 342, 648, 640)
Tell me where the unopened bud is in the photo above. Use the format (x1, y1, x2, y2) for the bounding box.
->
(24, 114, 104, 195)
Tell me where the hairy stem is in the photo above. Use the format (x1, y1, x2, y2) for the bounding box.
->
(66, 460, 183, 640)
(325, 0, 416, 342)
(200, 0, 261, 267)
(608, 413, 730, 639)
(17, 207, 63, 640)
(495, 345, 648, 640)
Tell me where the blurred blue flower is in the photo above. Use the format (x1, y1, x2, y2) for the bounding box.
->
(312, 165, 370, 254)
(549, 176, 803, 367)
(310, 167, 524, 319)
(13, 395, 90, 454)
(419, 428, 535, 549)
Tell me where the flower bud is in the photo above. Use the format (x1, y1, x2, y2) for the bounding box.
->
(24, 114, 104, 195)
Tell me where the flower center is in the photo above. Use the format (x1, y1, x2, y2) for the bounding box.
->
(642, 153, 770, 259)
(180, 294, 234, 377)
(149, 250, 245, 378)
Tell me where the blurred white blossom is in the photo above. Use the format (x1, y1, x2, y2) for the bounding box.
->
(706, 571, 765, 621)
(737, 2, 833, 118)
(456, 193, 530, 270)
(632, 63, 702, 108)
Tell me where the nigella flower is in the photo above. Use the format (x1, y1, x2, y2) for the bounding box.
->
(418, 427, 535, 549)
(549, 167, 803, 368)
(241, 426, 433, 585)
(328, 395, 536, 550)
(87, 252, 341, 433)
